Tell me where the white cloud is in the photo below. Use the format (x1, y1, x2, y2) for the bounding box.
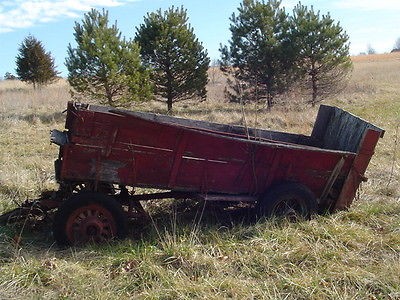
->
(0, 0, 138, 33)
(334, 0, 400, 11)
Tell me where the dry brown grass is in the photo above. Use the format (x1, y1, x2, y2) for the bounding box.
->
(351, 52, 400, 63)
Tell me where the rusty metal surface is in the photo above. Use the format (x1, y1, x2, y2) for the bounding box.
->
(54, 102, 384, 211)
(0, 196, 57, 225)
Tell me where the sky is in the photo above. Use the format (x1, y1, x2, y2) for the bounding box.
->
(0, 0, 399, 78)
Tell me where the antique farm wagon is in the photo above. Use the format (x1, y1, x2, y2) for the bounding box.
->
(0, 102, 384, 245)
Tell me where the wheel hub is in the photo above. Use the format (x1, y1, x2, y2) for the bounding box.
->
(66, 204, 117, 244)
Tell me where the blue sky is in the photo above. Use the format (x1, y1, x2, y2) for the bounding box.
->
(0, 0, 399, 77)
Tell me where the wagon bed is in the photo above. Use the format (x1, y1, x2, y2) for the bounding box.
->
(54, 102, 383, 211)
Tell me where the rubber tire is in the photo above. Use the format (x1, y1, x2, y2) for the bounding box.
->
(53, 192, 127, 246)
(256, 182, 317, 220)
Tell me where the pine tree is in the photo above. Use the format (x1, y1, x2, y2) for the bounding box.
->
(394, 37, 400, 50)
(15, 35, 58, 88)
(4, 72, 17, 80)
(66, 9, 152, 107)
(135, 6, 210, 112)
(220, 0, 296, 108)
(291, 3, 352, 106)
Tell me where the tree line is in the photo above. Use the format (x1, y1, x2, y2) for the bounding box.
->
(10, 0, 352, 111)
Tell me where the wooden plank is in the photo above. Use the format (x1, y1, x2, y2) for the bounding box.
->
(318, 157, 345, 207)
(334, 129, 383, 210)
(312, 105, 385, 153)
(110, 108, 314, 146)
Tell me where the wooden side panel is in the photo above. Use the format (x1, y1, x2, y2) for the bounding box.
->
(312, 105, 384, 152)
(58, 102, 381, 209)
(111, 108, 314, 146)
(334, 129, 382, 210)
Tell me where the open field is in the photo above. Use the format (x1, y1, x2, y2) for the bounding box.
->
(0, 54, 399, 299)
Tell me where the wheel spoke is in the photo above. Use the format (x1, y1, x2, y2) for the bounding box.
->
(54, 192, 127, 246)
(65, 203, 119, 244)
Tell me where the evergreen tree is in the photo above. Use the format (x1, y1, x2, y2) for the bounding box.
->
(135, 6, 210, 112)
(66, 9, 152, 107)
(15, 35, 58, 88)
(394, 37, 400, 50)
(367, 44, 376, 55)
(291, 3, 352, 106)
(4, 72, 17, 80)
(220, 0, 296, 108)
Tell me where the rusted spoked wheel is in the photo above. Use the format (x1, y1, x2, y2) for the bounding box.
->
(257, 182, 317, 220)
(53, 192, 127, 246)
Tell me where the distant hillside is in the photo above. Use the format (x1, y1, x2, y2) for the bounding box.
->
(352, 52, 400, 63)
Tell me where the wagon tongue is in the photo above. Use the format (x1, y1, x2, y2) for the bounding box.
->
(0, 191, 59, 226)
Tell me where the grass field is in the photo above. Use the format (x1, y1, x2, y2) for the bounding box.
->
(0, 53, 399, 299)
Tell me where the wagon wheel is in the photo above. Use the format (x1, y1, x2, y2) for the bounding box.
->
(53, 192, 127, 246)
(256, 182, 317, 220)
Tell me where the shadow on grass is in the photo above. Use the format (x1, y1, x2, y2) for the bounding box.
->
(131, 200, 257, 238)
(0, 199, 258, 255)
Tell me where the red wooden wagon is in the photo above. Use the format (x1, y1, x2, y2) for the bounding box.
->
(0, 102, 384, 245)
